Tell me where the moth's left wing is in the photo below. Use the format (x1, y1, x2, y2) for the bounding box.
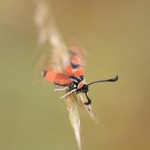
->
(42, 70, 71, 86)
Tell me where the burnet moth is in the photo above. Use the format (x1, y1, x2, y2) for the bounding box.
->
(42, 49, 118, 105)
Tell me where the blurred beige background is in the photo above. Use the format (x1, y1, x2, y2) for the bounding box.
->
(0, 0, 150, 150)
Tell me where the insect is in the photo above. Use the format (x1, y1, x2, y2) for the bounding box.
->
(42, 50, 118, 105)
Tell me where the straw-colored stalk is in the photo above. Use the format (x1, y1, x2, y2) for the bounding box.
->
(34, 1, 97, 149)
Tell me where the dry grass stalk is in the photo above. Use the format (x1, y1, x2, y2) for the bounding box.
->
(34, 1, 97, 149)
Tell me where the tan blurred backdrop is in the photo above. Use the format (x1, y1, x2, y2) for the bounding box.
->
(0, 0, 150, 150)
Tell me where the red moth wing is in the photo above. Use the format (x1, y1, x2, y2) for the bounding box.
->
(65, 65, 84, 76)
(71, 55, 83, 66)
(42, 70, 71, 86)
(65, 40, 86, 77)
(65, 52, 85, 77)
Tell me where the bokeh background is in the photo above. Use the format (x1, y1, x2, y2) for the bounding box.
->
(0, 0, 150, 150)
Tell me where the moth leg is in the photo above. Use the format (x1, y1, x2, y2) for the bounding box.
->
(60, 89, 77, 99)
(54, 86, 67, 92)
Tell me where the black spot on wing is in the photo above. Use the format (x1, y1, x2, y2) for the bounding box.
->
(54, 82, 69, 87)
(71, 62, 80, 69)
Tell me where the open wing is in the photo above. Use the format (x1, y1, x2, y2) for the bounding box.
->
(42, 70, 71, 86)
(65, 39, 86, 77)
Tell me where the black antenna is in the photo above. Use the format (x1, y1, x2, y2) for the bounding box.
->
(84, 93, 91, 105)
(88, 75, 118, 86)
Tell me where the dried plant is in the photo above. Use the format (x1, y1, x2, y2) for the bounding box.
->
(34, 1, 97, 149)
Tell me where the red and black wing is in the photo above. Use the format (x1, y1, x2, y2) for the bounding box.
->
(42, 70, 71, 86)
(65, 41, 86, 77)
(41, 39, 86, 85)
